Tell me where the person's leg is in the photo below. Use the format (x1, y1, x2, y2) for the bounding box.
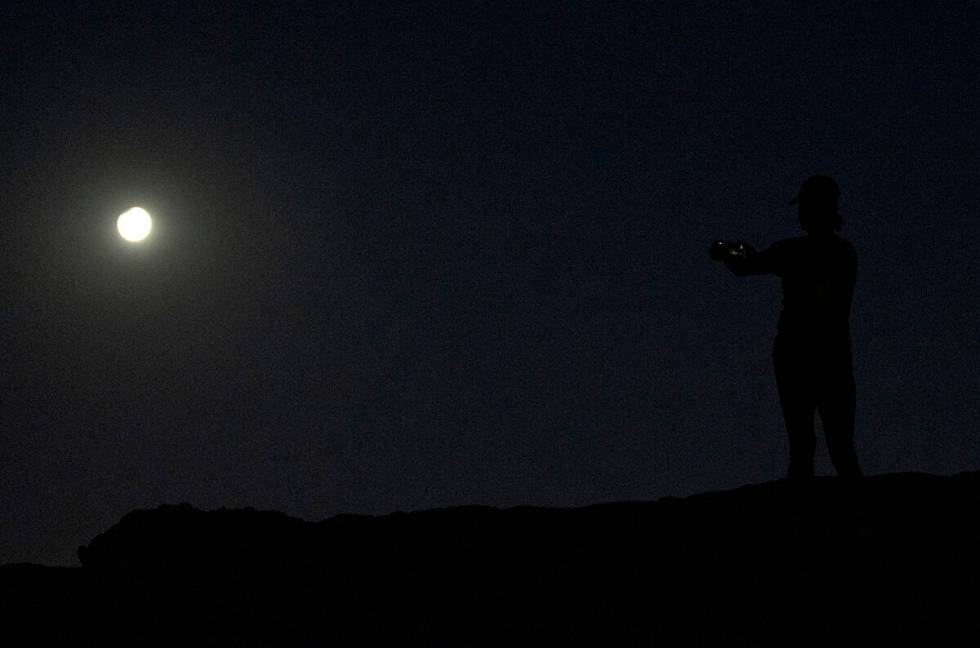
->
(818, 339, 864, 509)
(819, 340, 862, 482)
(779, 387, 817, 483)
(774, 336, 817, 484)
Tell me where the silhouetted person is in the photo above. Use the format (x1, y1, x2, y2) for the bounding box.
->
(711, 175, 864, 508)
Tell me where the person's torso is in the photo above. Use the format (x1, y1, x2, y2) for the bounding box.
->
(775, 234, 856, 339)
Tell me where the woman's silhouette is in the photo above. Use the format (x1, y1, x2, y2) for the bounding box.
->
(717, 175, 864, 503)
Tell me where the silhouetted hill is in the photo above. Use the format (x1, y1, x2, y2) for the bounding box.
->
(5, 472, 980, 646)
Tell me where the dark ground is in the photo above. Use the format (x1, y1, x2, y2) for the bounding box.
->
(3, 471, 980, 646)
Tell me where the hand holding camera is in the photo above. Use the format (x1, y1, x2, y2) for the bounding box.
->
(709, 240, 755, 261)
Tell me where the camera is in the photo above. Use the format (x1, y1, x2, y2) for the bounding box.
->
(709, 240, 750, 261)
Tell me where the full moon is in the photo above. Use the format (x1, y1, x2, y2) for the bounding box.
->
(117, 207, 152, 242)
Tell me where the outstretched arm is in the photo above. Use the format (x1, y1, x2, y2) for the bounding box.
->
(723, 242, 784, 276)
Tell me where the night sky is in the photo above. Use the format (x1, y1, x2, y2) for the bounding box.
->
(2, 2, 978, 567)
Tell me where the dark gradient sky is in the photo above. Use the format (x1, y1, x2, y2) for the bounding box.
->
(2, 2, 978, 566)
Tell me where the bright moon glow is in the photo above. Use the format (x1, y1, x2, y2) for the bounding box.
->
(117, 207, 152, 242)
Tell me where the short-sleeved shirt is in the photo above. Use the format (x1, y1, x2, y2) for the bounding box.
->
(726, 234, 857, 339)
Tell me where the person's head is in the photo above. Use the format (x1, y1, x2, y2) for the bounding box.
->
(790, 174, 842, 234)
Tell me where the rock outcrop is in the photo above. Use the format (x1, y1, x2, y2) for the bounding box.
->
(5, 472, 980, 645)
